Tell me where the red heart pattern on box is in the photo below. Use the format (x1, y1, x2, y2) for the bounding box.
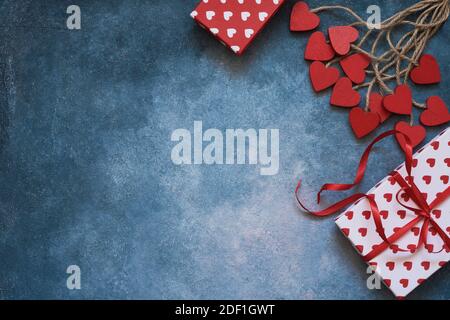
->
(335, 127, 450, 298)
(191, 0, 284, 55)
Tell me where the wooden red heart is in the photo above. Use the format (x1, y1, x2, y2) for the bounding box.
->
(328, 26, 359, 55)
(340, 53, 371, 84)
(309, 61, 340, 92)
(304, 31, 335, 61)
(330, 77, 360, 108)
(395, 121, 426, 151)
(383, 84, 412, 115)
(368, 93, 390, 123)
(349, 108, 380, 139)
(420, 96, 450, 126)
(290, 1, 320, 31)
(410, 54, 441, 85)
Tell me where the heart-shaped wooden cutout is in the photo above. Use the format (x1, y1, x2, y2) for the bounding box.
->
(290, 1, 320, 32)
(395, 121, 426, 151)
(304, 31, 335, 61)
(420, 96, 450, 126)
(340, 53, 371, 84)
(330, 77, 360, 108)
(349, 107, 380, 139)
(383, 84, 412, 115)
(309, 61, 340, 92)
(328, 26, 359, 55)
(410, 54, 441, 85)
(368, 92, 390, 123)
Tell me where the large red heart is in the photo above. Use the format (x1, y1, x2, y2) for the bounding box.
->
(328, 26, 359, 55)
(340, 53, 371, 84)
(368, 92, 390, 123)
(410, 54, 441, 85)
(395, 121, 426, 151)
(309, 61, 340, 92)
(330, 77, 360, 108)
(383, 84, 412, 115)
(304, 31, 335, 61)
(420, 96, 450, 126)
(290, 1, 320, 32)
(349, 108, 380, 139)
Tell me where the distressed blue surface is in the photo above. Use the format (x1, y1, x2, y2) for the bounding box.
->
(0, 0, 449, 299)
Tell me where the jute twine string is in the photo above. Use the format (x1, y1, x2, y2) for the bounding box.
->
(313, 0, 449, 123)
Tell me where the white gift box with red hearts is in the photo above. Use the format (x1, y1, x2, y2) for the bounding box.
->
(335, 127, 450, 298)
(191, 0, 284, 55)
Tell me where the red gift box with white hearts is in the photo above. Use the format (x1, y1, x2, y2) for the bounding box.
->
(335, 127, 450, 298)
(190, 0, 284, 55)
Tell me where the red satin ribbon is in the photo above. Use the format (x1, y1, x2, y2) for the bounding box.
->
(295, 130, 450, 262)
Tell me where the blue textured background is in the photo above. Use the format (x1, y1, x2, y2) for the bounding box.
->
(0, 0, 448, 299)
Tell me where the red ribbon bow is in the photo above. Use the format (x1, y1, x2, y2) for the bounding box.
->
(295, 130, 450, 262)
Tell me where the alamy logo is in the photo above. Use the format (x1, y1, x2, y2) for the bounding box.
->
(171, 121, 279, 176)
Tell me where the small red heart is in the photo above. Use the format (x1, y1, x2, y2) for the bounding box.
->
(394, 121, 426, 151)
(417, 279, 426, 284)
(355, 245, 364, 253)
(425, 244, 434, 253)
(403, 261, 413, 271)
(290, 1, 321, 32)
(368, 93, 390, 123)
(432, 209, 441, 219)
(309, 61, 340, 92)
(411, 227, 420, 236)
(348, 108, 380, 139)
(380, 210, 389, 220)
(439, 261, 447, 267)
(407, 244, 416, 253)
(386, 261, 395, 271)
(390, 244, 400, 253)
(397, 210, 406, 219)
(445, 158, 450, 167)
(362, 210, 371, 220)
(421, 261, 430, 270)
(422, 175, 432, 184)
(330, 77, 360, 108)
(400, 279, 409, 288)
(446, 226, 450, 234)
(412, 159, 418, 167)
(328, 26, 359, 55)
(420, 96, 450, 127)
(383, 84, 412, 115)
(388, 176, 396, 185)
(410, 54, 441, 85)
(383, 193, 392, 202)
(345, 211, 353, 220)
(431, 141, 440, 150)
(339, 53, 371, 84)
(400, 192, 410, 202)
(384, 279, 391, 287)
(305, 31, 335, 61)
(405, 176, 414, 185)
(429, 226, 438, 236)
(441, 175, 449, 184)
(342, 228, 350, 236)
(358, 227, 367, 237)
(426, 158, 436, 167)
